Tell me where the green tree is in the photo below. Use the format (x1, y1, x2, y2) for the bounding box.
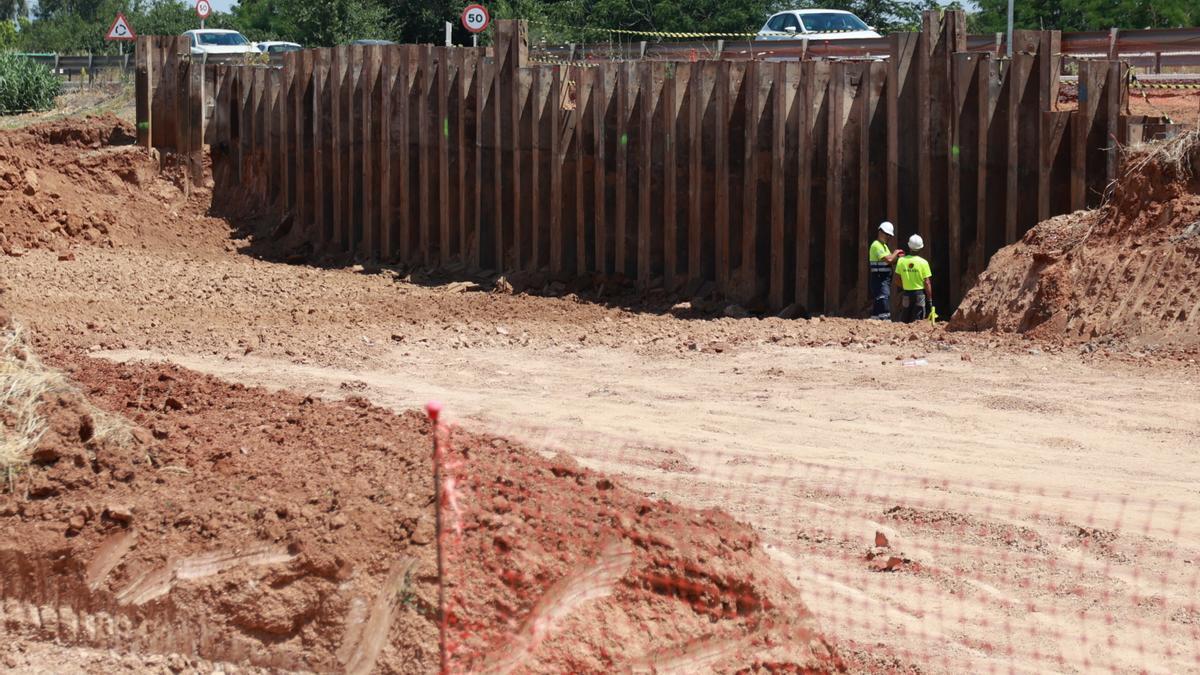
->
(973, 0, 1197, 32)
(1, 0, 28, 22)
(229, 0, 396, 46)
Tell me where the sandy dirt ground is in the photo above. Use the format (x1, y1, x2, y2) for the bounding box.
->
(6, 242, 1200, 672)
(3, 115, 1200, 672)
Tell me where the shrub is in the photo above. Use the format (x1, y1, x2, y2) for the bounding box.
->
(0, 53, 62, 115)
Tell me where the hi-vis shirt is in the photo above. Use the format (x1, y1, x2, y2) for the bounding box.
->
(896, 254, 932, 291)
(868, 240, 892, 274)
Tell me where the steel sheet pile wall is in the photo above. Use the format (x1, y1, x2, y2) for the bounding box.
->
(139, 11, 1150, 314)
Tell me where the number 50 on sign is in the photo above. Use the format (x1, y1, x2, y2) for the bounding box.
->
(461, 4, 490, 33)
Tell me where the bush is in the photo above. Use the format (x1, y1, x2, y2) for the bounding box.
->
(0, 53, 62, 115)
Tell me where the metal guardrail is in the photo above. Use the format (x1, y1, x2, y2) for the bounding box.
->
(16, 25, 1200, 74)
(14, 51, 277, 77)
(534, 26, 1200, 67)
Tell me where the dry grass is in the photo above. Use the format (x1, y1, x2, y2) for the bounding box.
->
(1123, 128, 1200, 180)
(0, 322, 131, 489)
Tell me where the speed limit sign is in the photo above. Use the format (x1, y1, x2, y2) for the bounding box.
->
(461, 4, 490, 33)
(196, 0, 211, 19)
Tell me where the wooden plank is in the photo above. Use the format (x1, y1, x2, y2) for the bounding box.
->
(344, 46, 360, 252)
(856, 62, 873, 315)
(438, 48, 451, 265)
(491, 55, 505, 269)
(687, 64, 702, 282)
(252, 67, 265, 202)
(769, 61, 788, 309)
(714, 62, 731, 291)
(472, 54, 488, 269)
(741, 60, 759, 301)
(279, 54, 293, 214)
(362, 47, 379, 259)
(380, 47, 395, 259)
(529, 66, 542, 271)
(948, 53, 974, 309)
(298, 51, 313, 242)
(511, 59, 524, 270)
(663, 63, 680, 292)
(1037, 31, 1062, 222)
(593, 66, 608, 274)
(398, 47, 413, 261)
(637, 62, 653, 287)
(263, 67, 276, 208)
(975, 55, 993, 277)
(615, 63, 629, 277)
(331, 46, 346, 251)
(1006, 56, 1032, 245)
(574, 67, 590, 275)
(1104, 61, 1122, 194)
(456, 50, 470, 265)
(136, 37, 151, 148)
(419, 46, 433, 263)
(312, 51, 328, 245)
(494, 49, 507, 269)
(188, 56, 204, 181)
(795, 62, 813, 309)
(549, 65, 564, 274)
(916, 15, 934, 247)
(825, 67, 845, 315)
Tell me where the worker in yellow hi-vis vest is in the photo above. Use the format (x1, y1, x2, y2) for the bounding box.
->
(893, 234, 933, 323)
(868, 221, 904, 320)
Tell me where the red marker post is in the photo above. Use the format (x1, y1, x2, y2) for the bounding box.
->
(425, 400, 449, 674)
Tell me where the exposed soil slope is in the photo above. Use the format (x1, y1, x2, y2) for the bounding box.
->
(0, 114, 220, 258)
(0, 315, 841, 672)
(951, 131, 1200, 345)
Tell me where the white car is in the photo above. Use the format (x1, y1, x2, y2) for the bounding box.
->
(183, 29, 258, 56)
(757, 9, 882, 40)
(255, 41, 303, 54)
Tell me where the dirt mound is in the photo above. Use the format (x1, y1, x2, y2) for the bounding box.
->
(0, 337, 841, 671)
(0, 115, 206, 257)
(25, 114, 137, 149)
(951, 131, 1200, 346)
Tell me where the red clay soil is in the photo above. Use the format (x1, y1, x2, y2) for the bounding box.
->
(951, 131, 1200, 348)
(0, 317, 842, 672)
(0, 114, 215, 258)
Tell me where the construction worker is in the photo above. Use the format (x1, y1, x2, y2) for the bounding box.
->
(868, 221, 904, 320)
(894, 234, 933, 323)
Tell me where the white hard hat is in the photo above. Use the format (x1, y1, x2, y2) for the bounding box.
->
(908, 234, 925, 251)
(878, 221, 895, 237)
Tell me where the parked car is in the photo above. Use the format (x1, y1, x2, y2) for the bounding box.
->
(255, 41, 303, 54)
(350, 39, 397, 46)
(757, 9, 882, 40)
(183, 29, 258, 56)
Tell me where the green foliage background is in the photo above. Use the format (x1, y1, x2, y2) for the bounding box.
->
(0, 52, 62, 112)
(2, 0, 1198, 54)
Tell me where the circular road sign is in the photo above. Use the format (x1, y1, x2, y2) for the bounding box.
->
(461, 4, 490, 33)
(196, 0, 212, 20)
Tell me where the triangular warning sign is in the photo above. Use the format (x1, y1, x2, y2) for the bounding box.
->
(105, 13, 136, 41)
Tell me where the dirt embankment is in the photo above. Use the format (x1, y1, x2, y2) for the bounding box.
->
(951, 131, 1200, 347)
(0, 114, 219, 258)
(1, 311, 841, 671)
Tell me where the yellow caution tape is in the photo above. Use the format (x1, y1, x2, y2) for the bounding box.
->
(530, 57, 600, 68)
(1132, 82, 1200, 89)
(1129, 73, 1200, 90)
